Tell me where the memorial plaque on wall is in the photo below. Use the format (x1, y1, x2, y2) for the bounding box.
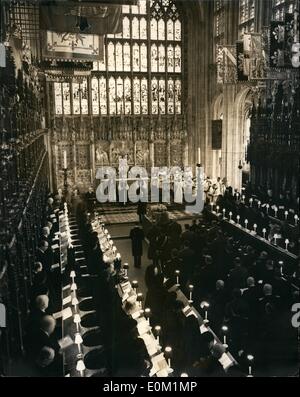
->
(212, 120, 222, 150)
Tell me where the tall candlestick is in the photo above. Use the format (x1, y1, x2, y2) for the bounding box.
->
(197, 147, 201, 164)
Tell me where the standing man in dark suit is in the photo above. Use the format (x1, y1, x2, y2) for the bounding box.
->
(130, 223, 144, 269)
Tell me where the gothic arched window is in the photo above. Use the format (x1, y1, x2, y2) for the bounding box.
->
(53, 0, 183, 116)
(91, 0, 183, 116)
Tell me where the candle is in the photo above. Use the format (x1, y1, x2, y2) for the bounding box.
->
(279, 260, 284, 275)
(73, 314, 81, 332)
(63, 150, 67, 169)
(197, 147, 201, 163)
(210, 202, 214, 212)
(262, 228, 266, 239)
(285, 239, 289, 251)
(175, 270, 180, 286)
(216, 205, 220, 213)
(154, 325, 161, 347)
(244, 219, 248, 229)
(137, 292, 143, 309)
(221, 325, 228, 348)
(75, 333, 83, 353)
(201, 301, 210, 323)
(294, 214, 298, 225)
(164, 346, 173, 373)
(145, 308, 151, 324)
(284, 210, 288, 220)
(257, 200, 261, 208)
(249, 198, 253, 207)
(253, 223, 257, 233)
(266, 204, 269, 214)
(132, 280, 138, 293)
(123, 263, 129, 277)
(229, 211, 232, 221)
(70, 270, 76, 284)
(76, 359, 85, 377)
(222, 208, 226, 219)
(241, 195, 245, 203)
(247, 355, 254, 377)
(274, 207, 278, 217)
(188, 284, 194, 303)
(72, 297, 79, 312)
(236, 215, 240, 225)
(274, 233, 278, 245)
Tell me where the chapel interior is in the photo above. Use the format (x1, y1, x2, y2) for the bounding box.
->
(0, 0, 299, 378)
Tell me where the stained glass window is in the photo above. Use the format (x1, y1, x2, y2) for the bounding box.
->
(91, 77, 99, 115)
(272, 0, 297, 20)
(54, 82, 62, 114)
(133, 77, 141, 114)
(73, 82, 80, 114)
(109, 77, 116, 115)
(99, 77, 107, 115)
(81, 78, 88, 114)
(159, 79, 166, 114)
(239, 0, 255, 35)
(133, 43, 140, 71)
(54, 0, 183, 116)
(167, 78, 174, 114)
(152, 78, 158, 114)
(124, 77, 132, 114)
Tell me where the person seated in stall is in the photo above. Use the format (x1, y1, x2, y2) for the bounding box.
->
(27, 315, 60, 363)
(27, 295, 51, 331)
(145, 273, 167, 327)
(36, 240, 52, 275)
(228, 257, 248, 290)
(85, 186, 96, 213)
(41, 226, 51, 245)
(164, 248, 182, 281)
(35, 346, 57, 376)
(30, 262, 49, 303)
(224, 288, 249, 354)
